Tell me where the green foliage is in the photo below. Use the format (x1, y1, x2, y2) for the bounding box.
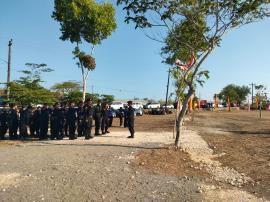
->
(162, 17, 209, 64)
(118, 0, 270, 95)
(9, 82, 56, 105)
(118, 0, 269, 146)
(16, 63, 53, 89)
(61, 91, 114, 104)
(52, 0, 117, 101)
(61, 90, 84, 103)
(10, 63, 55, 105)
(117, 0, 269, 30)
(51, 81, 81, 94)
(100, 94, 115, 104)
(52, 0, 117, 45)
(171, 67, 209, 100)
(218, 84, 250, 105)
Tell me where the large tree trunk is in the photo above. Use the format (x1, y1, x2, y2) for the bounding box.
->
(175, 88, 194, 147)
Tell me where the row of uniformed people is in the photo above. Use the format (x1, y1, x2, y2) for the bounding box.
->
(0, 99, 123, 140)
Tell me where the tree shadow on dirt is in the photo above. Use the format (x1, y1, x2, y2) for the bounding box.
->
(220, 129, 270, 135)
(27, 141, 165, 150)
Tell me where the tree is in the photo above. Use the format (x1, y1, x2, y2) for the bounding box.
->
(100, 94, 115, 104)
(51, 81, 81, 95)
(9, 82, 56, 106)
(16, 63, 53, 89)
(218, 84, 250, 106)
(117, 0, 270, 147)
(52, 0, 117, 101)
(10, 63, 56, 105)
(61, 90, 93, 104)
(254, 84, 267, 107)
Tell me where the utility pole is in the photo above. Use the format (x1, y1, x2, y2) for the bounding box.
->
(165, 68, 170, 108)
(7, 39, 12, 101)
(250, 83, 255, 110)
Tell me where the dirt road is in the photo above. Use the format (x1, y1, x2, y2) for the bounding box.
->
(0, 131, 203, 202)
(0, 112, 269, 201)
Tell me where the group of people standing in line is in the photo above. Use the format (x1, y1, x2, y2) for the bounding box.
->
(0, 99, 135, 140)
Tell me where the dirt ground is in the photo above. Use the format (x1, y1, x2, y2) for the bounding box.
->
(0, 112, 269, 201)
(188, 110, 270, 200)
(110, 114, 176, 133)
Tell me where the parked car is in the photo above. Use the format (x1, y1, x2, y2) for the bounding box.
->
(162, 104, 174, 109)
(132, 102, 143, 109)
(145, 102, 160, 109)
(205, 102, 214, 109)
(134, 108, 143, 116)
(110, 102, 124, 110)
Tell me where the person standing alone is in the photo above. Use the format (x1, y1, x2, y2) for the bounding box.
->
(127, 101, 135, 138)
(101, 103, 109, 134)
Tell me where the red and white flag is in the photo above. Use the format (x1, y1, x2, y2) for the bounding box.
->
(175, 53, 195, 71)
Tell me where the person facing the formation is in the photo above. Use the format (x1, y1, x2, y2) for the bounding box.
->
(126, 101, 135, 139)
(101, 102, 110, 134)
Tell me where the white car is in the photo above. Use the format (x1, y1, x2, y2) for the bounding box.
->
(146, 103, 160, 109)
(110, 102, 124, 110)
(132, 102, 143, 109)
(134, 108, 143, 116)
(162, 104, 174, 109)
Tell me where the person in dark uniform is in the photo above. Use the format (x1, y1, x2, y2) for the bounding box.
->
(127, 101, 135, 138)
(93, 100, 102, 136)
(67, 101, 78, 140)
(101, 103, 109, 134)
(19, 106, 29, 139)
(84, 99, 94, 139)
(77, 101, 85, 137)
(33, 106, 41, 138)
(51, 103, 65, 140)
(39, 103, 51, 140)
(27, 106, 35, 137)
(62, 103, 69, 137)
(0, 104, 8, 140)
(7, 103, 19, 140)
(123, 105, 128, 128)
(118, 107, 124, 127)
(108, 106, 114, 127)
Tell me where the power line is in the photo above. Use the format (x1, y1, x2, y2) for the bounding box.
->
(93, 85, 149, 94)
(0, 58, 8, 64)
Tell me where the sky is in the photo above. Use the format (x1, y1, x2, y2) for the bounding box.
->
(0, 0, 270, 101)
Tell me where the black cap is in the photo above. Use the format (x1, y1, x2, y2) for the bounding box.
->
(127, 100, 133, 104)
